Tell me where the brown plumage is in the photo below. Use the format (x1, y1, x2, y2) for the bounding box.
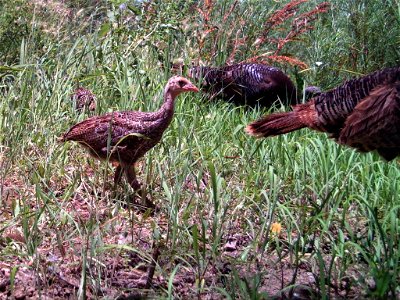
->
(60, 76, 199, 204)
(188, 63, 320, 107)
(71, 87, 97, 112)
(189, 63, 298, 107)
(246, 67, 400, 161)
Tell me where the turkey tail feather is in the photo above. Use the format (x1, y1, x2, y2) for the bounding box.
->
(245, 111, 306, 138)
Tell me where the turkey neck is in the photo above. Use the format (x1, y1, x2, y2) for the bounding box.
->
(154, 85, 179, 125)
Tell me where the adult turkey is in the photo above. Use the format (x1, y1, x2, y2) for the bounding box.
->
(246, 66, 400, 161)
(188, 63, 318, 107)
(59, 76, 199, 207)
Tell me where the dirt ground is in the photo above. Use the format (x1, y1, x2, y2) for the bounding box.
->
(0, 169, 365, 300)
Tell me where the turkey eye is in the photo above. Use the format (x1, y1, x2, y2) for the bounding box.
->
(178, 80, 185, 87)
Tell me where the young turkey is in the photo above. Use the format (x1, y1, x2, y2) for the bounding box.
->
(59, 76, 199, 207)
(71, 87, 97, 112)
(189, 63, 317, 107)
(246, 66, 400, 161)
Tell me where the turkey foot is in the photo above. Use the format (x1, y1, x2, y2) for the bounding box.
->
(114, 164, 155, 210)
(126, 167, 156, 210)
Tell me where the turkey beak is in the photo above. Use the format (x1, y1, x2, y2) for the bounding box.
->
(184, 83, 199, 93)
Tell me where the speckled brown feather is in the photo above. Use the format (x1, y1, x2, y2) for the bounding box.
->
(60, 76, 199, 199)
(61, 110, 171, 163)
(246, 66, 400, 160)
(72, 87, 96, 112)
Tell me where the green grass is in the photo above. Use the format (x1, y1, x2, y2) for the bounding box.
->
(1, 0, 400, 299)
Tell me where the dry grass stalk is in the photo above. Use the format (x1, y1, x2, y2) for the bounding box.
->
(273, 2, 331, 54)
(260, 0, 308, 48)
(244, 54, 308, 70)
(195, 0, 240, 62)
(193, 0, 330, 70)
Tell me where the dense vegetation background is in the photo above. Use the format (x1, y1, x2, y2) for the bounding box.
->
(1, 0, 399, 299)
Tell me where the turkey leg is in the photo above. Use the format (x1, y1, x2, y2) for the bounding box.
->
(124, 164, 155, 209)
(113, 164, 124, 187)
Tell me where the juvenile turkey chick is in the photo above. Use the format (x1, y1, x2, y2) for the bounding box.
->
(246, 66, 400, 161)
(189, 63, 302, 107)
(59, 76, 199, 206)
(71, 87, 97, 112)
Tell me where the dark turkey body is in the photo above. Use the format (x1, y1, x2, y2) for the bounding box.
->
(246, 66, 400, 161)
(189, 63, 297, 107)
(312, 66, 400, 160)
(314, 66, 400, 135)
